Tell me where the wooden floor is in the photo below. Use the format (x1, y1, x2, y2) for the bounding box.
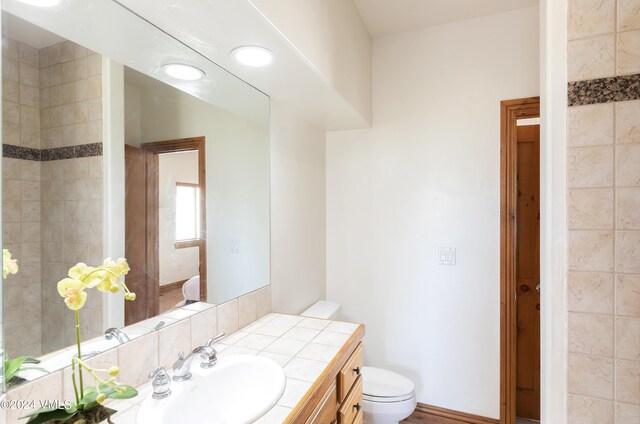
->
(403, 417, 539, 424)
(159, 287, 183, 313)
(403, 417, 466, 424)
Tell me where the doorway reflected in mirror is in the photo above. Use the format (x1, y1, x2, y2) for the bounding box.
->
(124, 136, 206, 325)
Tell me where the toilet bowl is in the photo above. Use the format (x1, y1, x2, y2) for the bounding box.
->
(361, 367, 416, 424)
(300, 301, 416, 424)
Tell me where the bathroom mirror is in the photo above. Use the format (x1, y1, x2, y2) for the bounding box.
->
(1, 0, 270, 389)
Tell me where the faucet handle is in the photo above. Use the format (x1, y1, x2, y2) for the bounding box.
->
(148, 367, 171, 399)
(206, 332, 226, 347)
(199, 333, 224, 369)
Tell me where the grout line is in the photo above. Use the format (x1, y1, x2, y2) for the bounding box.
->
(614, 0, 619, 78)
(612, 98, 618, 404)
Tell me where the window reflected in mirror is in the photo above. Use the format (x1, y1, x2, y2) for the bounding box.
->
(175, 182, 200, 243)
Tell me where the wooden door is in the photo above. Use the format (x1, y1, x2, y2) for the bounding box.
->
(515, 125, 540, 419)
(124, 145, 159, 325)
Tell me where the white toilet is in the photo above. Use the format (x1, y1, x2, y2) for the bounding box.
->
(301, 301, 417, 424)
(360, 367, 416, 423)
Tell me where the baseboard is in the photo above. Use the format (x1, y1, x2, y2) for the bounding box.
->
(405, 403, 500, 424)
(159, 279, 187, 295)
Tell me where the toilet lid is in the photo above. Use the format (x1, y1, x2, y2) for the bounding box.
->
(361, 367, 415, 399)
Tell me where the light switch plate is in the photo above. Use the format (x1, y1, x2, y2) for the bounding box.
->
(438, 247, 456, 265)
(231, 239, 240, 253)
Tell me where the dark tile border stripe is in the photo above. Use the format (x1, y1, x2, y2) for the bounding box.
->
(3, 143, 102, 162)
(3, 144, 41, 161)
(568, 74, 640, 106)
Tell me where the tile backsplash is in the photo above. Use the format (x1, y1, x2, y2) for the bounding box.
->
(2, 285, 270, 423)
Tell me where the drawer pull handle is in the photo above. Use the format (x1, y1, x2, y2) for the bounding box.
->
(353, 366, 361, 375)
(354, 403, 361, 412)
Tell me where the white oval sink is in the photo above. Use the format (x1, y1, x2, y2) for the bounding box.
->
(137, 355, 286, 424)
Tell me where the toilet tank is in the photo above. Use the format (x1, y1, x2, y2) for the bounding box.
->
(301, 300, 341, 320)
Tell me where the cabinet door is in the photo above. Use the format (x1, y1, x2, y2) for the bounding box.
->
(338, 376, 363, 424)
(306, 380, 339, 424)
(339, 343, 363, 402)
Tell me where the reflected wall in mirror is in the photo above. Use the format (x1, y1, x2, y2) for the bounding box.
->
(1, 0, 270, 390)
(2, 17, 106, 358)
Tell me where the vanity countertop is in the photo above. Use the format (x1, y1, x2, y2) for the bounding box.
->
(108, 313, 364, 424)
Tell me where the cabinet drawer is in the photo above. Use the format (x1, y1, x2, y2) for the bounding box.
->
(338, 342, 363, 402)
(338, 375, 363, 424)
(306, 379, 339, 424)
(353, 408, 363, 424)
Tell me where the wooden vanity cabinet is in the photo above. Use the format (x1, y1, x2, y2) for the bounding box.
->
(305, 380, 340, 424)
(353, 409, 364, 424)
(338, 343, 363, 402)
(338, 375, 362, 424)
(289, 325, 365, 424)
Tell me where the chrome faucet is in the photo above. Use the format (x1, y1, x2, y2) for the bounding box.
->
(172, 332, 225, 382)
(104, 327, 130, 344)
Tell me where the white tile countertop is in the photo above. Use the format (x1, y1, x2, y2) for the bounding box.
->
(107, 313, 362, 423)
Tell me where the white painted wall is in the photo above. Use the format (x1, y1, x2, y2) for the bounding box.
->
(249, 0, 372, 125)
(326, 7, 539, 419)
(158, 151, 200, 286)
(124, 77, 270, 304)
(539, 0, 568, 422)
(270, 102, 326, 314)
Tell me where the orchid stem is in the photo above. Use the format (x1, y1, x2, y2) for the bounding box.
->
(71, 359, 79, 405)
(75, 310, 84, 399)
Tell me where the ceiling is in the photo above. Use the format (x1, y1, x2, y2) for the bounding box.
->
(353, 0, 539, 38)
(2, 13, 63, 48)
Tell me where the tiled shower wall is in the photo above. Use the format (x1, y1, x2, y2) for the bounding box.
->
(567, 1, 640, 423)
(2, 36, 105, 358)
(38, 40, 105, 353)
(2, 38, 43, 357)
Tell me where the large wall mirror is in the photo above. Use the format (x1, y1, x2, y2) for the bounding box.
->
(0, 0, 270, 390)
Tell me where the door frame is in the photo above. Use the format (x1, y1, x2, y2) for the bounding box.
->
(141, 136, 208, 301)
(500, 97, 540, 424)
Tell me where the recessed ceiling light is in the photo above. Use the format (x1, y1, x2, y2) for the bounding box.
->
(232, 46, 273, 67)
(17, 0, 63, 6)
(161, 63, 205, 81)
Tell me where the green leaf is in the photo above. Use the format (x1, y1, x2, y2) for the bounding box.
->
(78, 386, 99, 409)
(98, 382, 138, 399)
(21, 407, 76, 423)
(109, 385, 138, 399)
(4, 356, 44, 381)
(4, 357, 28, 381)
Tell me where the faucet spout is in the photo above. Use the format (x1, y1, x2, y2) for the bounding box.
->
(104, 327, 130, 344)
(172, 351, 202, 382)
(172, 333, 226, 381)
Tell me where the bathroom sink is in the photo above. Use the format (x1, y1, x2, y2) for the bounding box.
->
(137, 355, 286, 424)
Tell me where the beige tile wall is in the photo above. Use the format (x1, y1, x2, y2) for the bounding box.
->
(40, 155, 105, 352)
(38, 40, 105, 352)
(568, 0, 640, 82)
(38, 41, 102, 149)
(2, 36, 105, 357)
(568, 3, 640, 422)
(2, 38, 43, 358)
